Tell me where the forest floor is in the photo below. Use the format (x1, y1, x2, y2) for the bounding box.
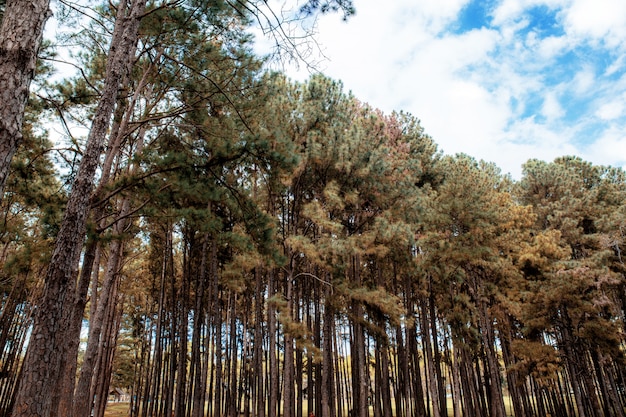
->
(103, 398, 516, 417)
(104, 402, 129, 416)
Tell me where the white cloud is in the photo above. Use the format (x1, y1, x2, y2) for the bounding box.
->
(563, 0, 626, 45)
(542, 92, 565, 120)
(252, 0, 626, 179)
(491, 0, 567, 26)
(596, 101, 624, 120)
(537, 35, 569, 58)
(572, 68, 596, 94)
(584, 128, 626, 168)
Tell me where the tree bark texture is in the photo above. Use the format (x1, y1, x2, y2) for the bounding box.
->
(0, 0, 51, 199)
(11, 1, 146, 416)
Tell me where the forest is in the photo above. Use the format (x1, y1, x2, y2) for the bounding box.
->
(1, 1, 626, 417)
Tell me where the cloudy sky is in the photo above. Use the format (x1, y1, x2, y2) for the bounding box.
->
(257, 0, 626, 178)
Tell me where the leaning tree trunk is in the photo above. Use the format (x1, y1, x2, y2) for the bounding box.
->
(72, 233, 126, 417)
(0, 0, 51, 199)
(11, 2, 146, 416)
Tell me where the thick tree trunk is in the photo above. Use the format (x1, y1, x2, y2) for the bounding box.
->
(0, 0, 51, 199)
(12, 1, 146, 416)
(55, 241, 100, 417)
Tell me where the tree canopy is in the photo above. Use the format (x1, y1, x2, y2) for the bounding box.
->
(0, 2, 625, 417)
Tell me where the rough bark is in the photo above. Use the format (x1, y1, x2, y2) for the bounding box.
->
(0, 0, 51, 199)
(12, 1, 146, 415)
(55, 241, 100, 417)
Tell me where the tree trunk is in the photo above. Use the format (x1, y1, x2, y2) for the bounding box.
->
(175, 245, 189, 417)
(560, 320, 587, 417)
(93, 283, 122, 417)
(253, 268, 265, 417)
(321, 289, 334, 417)
(419, 296, 441, 417)
(0, 0, 51, 198)
(55, 240, 100, 417)
(476, 298, 506, 417)
(284, 273, 295, 417)
(191, 237, 209, 417)
(12, 1, 146, 415)
(268, 270, 278, 417)
(72, 199, 131, 417)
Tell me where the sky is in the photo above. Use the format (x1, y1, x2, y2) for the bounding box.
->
(255, 0, 626, 179)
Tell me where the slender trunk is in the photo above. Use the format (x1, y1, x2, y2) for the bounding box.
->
(379, 342, 393, 417)
(374, 347, 382, 417)
(268, 270, 278, 417)
(499, 319, 527, 417)
(321, 289, 334, 417)
(428, 293, 447, 417)
(93, 284, 122, 417)
(72, 203, 130, 417)
(284, 273, 295, 417)
(191, 238, 209, 417)
(476, 299, 505, 417)
(0, 0, 51, 198)
(146, 225, 172, 417)
(403, 273, 426, 417)
(296, 282, 304, 417)
(226, 292, 238, 417)
(253, 268, 265, 417)
(213, 287, 223, 416)
(333, 322, 344, 417)
(314, 281, 322, 416)
(459, 347, 478, 417)
(419, 296, 441, 417)
(174, 257, 189, 417)
(560, 320, 587, 417)
(603, 353, 626, 417)
(351, 255, 368, 417)
(0, 283, 31, 416)
(308, 282, 317, 417)
(394, 324, 408, 417)
(450, 340, 461, 417)
(579, 347, 601, 417)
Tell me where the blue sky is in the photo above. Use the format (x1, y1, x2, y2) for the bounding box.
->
(257, 0, 626, 178)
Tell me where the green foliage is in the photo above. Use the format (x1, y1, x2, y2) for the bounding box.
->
(299, 0, 355, 20)
(7, 1, 626, 411)
(0, 86, 64, 298)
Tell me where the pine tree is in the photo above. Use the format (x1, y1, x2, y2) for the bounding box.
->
(513, 157, 626, 417)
